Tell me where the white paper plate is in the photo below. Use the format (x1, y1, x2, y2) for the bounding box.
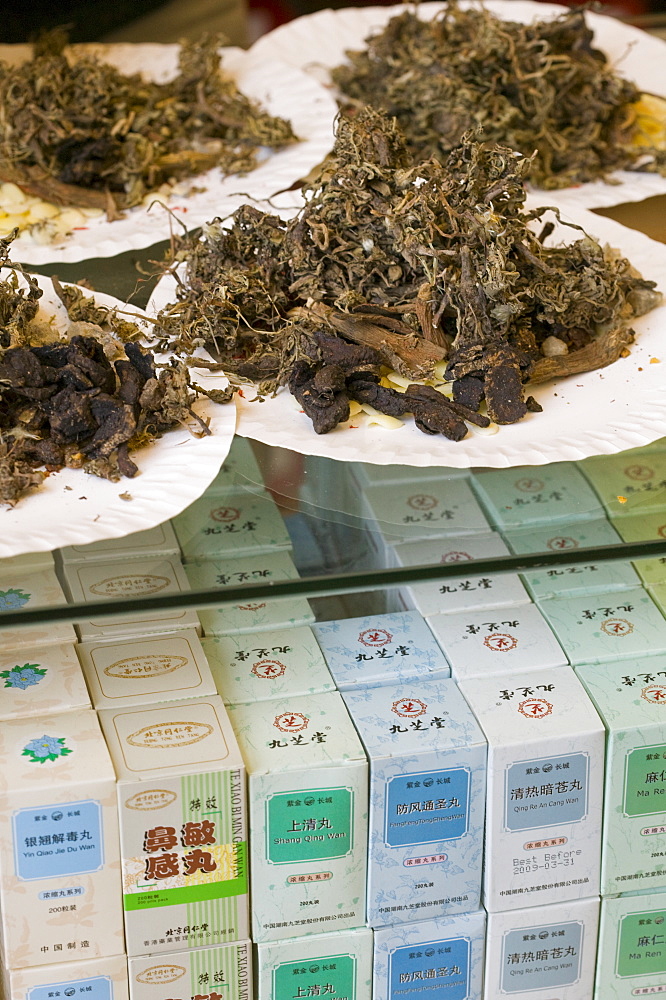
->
(251, 1, 666, 211)
(0, 44, 337, 264)
(0, 276, 237, 557)
(147, 202, 666, 469)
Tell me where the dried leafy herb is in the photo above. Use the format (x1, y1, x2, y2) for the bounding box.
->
(154, 108, 661, 438)
(0, 31, 297, 214)
(0, 237, 217, 505)
(330, 2, 666, 189)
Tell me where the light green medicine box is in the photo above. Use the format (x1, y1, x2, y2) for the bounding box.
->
(613, 511, 666, 587)
(580, 450, 666, 519)
(579, 657, 666, 895)
(173, 489, 292, 562)
(595, 889, 666, 998)
(503, 518, 639, 599)
(255, 927, 373, 1000)
(538, 588, 666, 665)
(185, 552, 314, 636)
(228, 692, 368, 942)
(472, 463, 602, 529)
(203, 626, 335, 704)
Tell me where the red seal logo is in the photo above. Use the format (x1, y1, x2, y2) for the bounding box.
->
(391, 697, 427, 718)
(518, 698, 553, 720)
(546, 537, 579, 551)
(658, 524, 666, 539)
(440, 551, 472, 563)
(600, 618, 634, 637)
(624, 464, 654, 481)
(483, 633, 518, 652)
(642, 684, 666, 705)
(514, 477, 545, 493)
(273, 712, 309, 733)
(251, 659, 286, 679)
(210, 506, 240, 523)
(359, 627, 393, 647)
(407, 494, 438, 511)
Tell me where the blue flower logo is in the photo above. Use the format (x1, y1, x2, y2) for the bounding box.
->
(1, 663, 47, 689)
(0, 589, 31, 611)
(22, 735, 73, 764)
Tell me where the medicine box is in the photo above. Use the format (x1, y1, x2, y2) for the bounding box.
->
(203, 626, 335, 705)
(351, 463, 468, 488)
(484, 896, 600, 1000)
(227, 692, 368, 942)
(343, 680, 486, 926)
(578, 656, 666, 895)
(580, 450, 666, 518)
(129, 940, 252, 1000)
(459, 668, 604, 912)
(0, 709, 124, 968)
(362, 479, 490, 562)
(427, 604, 567, 681)
(185, 552, 314, 636)
(472, 463, 601, 528)
(3, 954, 129, 1000)
(502, 518, 639, 599)
(393, 533, 530, 618)
(312, 611, 450, 690)
(172, 490, 292, 562)
(612, 511, 666, 587)
(99, 696, 248, 957)
(61, 556, 200, 642)
(595, 888, 666, 998)
(254, 927, 373, 1000)
(538, 588, 666, 665)
(0, 642, 90, 721)
(58, 522, 180, 565)
(0, 567, 76, 650)
(373, 911, 485, 1000)
(77, 630, 216, 709)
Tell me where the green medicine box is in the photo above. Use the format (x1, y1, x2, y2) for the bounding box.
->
(538, 588, 666, 665)
(595, 889, 666, 998)
(503, 518, 639, 599)
(613, 511, 666, 587)
(472, 462, 602, 529)
(579, 657, 666, 895)
(255, 927, 373, 1000)
(580, 450, 666, 519)
(227, 692, 368, 942)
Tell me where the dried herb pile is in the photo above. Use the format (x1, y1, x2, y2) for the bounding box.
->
(330, 2, 666, 189)
(155, 108, 661, 440)
(0, 31, 297, 215)
(0, 236, 213, 506)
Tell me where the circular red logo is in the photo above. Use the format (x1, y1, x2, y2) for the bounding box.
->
(252, 659, 286, 679)
(546, 537, 579, 551)
(273, 711, 309, 733)
(391, 697, 427, 718)
(440, 551, 472, 563)
(518, 698, 553, 720)
(658, 525, 666, 540)
(514, 477, 545, 493)
(358, 628, 393, 647)
(210, 506, 240, 523)
(407, 494, 438, 511)
(624, 464, 654, 481)
(483, 633, 518, 652)
(642, 685, 666, 705)
(600, 618, 634, 637)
